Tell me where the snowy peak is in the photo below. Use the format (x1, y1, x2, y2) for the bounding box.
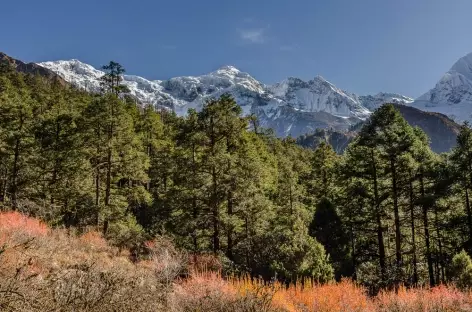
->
(214, 65, 242, 75)
(270, 75, 369, 119)
(412, 52, 472, 122)
(359, 92, 414, 111)
(38, 59, 412, 137)
(450, 52, 472, 81)
(39, 59, 103, 92)
(38, 59, 175, 110)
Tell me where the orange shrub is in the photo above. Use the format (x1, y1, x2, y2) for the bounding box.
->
(0, 211, 48, 236)
(271, 279, 374, 312)
(0, 211, 48, 246)
(79, 230, 109, 251)
(376, 284, 472, 312)
(4, 211, 472, 312)
(202, 276, 472, 312)
(177, 271, 236, 299)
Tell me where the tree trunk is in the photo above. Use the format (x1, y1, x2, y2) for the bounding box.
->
(1, 168, 8, 203)
(50, 120, 61, 205)
(212, 166, 219, 254)
(372, 150, 386, 281)
(227, 190, 234, 260)
(95, 167, 100, 226)
(409, 178, 418, 286)
(390, 157, 402, 279)
(210, 115, 220, 254)
(105, 148, 112, 207)
(465, 187, 472, 246)
(146, 141, 152, 191)
(350, 200, 357, 280)
(192, 144, 198, 254)
(226, 135, 234, 261)
(434, 204, 444, 284)
(11, 137, 21, 209)
(420, 172, 435, 287)
(104, 98, 114, 235)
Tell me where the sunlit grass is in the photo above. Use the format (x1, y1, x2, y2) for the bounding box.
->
(2, 211, 472, 311)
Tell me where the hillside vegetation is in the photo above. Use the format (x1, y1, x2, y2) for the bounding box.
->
(3, 211, 472, 312)
(3, 59, 472, 309)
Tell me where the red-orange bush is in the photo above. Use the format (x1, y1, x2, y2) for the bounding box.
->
(272, 279, 374, 312)
(3, 211, 472, 312)
(174, 273, 472, 312)
(79, 230, 109, 251)
(0, 211, 48, 237)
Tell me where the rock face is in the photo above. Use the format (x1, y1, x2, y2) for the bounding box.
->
(411, 52, 472, 122)
(0, 52, 66, 84)
(37, 59, 413, 137)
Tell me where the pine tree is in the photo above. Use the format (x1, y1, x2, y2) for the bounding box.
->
(310, 198, 351, 279)
(357, 104, 417, 283)
(0, 72, 36, 208)
(100, 61, 130, 96)
(83, 62, 149, 240)
(32, 79, 92, 225)
(343, 142, 388, 284)
(451, 123, 472, 251)
(196, 94, 246, 254)
(305, 141, 338, 204)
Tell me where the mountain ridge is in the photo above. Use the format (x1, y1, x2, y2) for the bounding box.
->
(0, 52, 66, 84)
(1, 52, 460, 153)
(38, 58, 413, 138)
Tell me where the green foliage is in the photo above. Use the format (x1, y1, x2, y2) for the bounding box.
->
(5, 64, 472, 290)
(106, 214, 145, 250)
(270, 223, 334, 282)
(450, 250, 472, 290)
(310, 198, 351, 279)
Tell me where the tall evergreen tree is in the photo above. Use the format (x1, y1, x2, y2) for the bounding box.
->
(357, 104, 417, 283)
(0, 71, 36, 208)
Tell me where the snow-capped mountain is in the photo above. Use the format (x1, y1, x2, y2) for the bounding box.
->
(411, 52, 472, 122)
(358, 93, 414, 111)
(38, 59, 412, 137)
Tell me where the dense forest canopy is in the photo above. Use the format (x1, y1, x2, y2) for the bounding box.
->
(2, 60, 472, 291)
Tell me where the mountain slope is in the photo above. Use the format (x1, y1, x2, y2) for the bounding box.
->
(411, 52, 472, 122)
(37, 59, 413, 137)
(0, 52, 66, 84)
(393, 104, 460, 153)
(297, 104, 460, 154)
(359, 92, 415, 110)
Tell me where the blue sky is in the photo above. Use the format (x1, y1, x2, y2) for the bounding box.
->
(1, 0, 472, 98)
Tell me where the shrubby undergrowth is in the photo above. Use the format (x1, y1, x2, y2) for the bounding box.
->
(3, 211, 472, 312)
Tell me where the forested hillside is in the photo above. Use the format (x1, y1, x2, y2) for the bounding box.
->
(2, 58, 472, 293)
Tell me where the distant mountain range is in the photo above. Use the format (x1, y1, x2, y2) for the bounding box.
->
(0, 51, 466, 153)
(37, 59, 413, 138)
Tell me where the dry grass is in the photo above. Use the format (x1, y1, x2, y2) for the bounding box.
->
(375, 285, 472, 312)
(2, 211, 472, 312)
(0, 211, 177, 311)
(182, 274, 472, 312)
